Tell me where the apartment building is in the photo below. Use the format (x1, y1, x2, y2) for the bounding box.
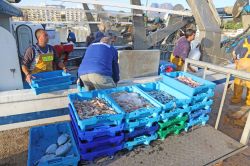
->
(15, 5, 86, 22)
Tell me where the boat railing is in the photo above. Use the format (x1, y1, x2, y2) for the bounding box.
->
(184, 58, 250, 145)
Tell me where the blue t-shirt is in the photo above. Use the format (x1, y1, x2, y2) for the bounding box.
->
(93, 31, 105, 43)
(78, 43, 120, 82)
(68, 32, 76, 40)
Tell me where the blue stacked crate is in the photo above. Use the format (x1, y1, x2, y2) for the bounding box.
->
(186, 100, 213, 131)
(68, 92, 124, 161)
(30, 70, 72, 95)
(161, 71, 216, 131)
(28, 122, 80, 166)
(135, 82, 191, 139)
(102, 86, 161, 151)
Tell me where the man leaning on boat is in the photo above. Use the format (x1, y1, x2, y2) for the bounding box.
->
(21, 29, 67, 83)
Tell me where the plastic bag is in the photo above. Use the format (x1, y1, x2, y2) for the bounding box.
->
(188, 44, 201, 72)
(188, 46, 201, 61)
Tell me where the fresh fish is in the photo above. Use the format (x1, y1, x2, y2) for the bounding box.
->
(74, 98, 116, 120)
(148, 90, 175, 104)
(111, 91, 153, 113)
(38, 154, 56, 165)
(56, 142, 72, 157)
(45, 144, 57, 154)
(35, 133, 73, 166)
(57, 133, 70, 146)
(176, 76, 201, 88)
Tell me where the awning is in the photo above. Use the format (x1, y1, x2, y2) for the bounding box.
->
(0, 0, 22, 17)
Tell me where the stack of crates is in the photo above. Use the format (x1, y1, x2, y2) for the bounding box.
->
(103, 86, 161, 151)
(30, 70, 72, 95)
(135, 82, 191, 140)
(161, 72, 216, 131)
(68, 92, 124, 161)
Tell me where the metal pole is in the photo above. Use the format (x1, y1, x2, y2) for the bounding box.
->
(145, 0, 149, 16)
(240, 109, 250, 145)
(183, 61, 188, 72)
(215, 73, 230, 129)
(203, 66, 208, 79)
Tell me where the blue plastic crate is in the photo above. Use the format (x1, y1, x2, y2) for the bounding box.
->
(68, 91, 124, 131)
(135, 82, 191, 109)
(190, 99, 213, 111)
(161, 72, 216, 97)
(28, 122, 80, 166)
(124, 133, 158, 151)
(31, 81, 71, 95)
(191, 89, 215, 105)
(71, 122, 124, 154)
(124, 123, 159, 141)
(124, 115, 160, 132)
(161, 107, 190, 122)
(31, 70, 71, 88)
(185, 115, 209, 132)
(79, 144, 123, 161)
(189, 108, 211, 120)
(102, 86, 162, 120)
(69, 104, 124, 142)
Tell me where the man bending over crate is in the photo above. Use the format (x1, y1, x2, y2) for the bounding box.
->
(21, 29, 67, 83)
(78, 34, 120, 91)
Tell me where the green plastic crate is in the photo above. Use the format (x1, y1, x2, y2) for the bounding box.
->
(157, 123, 186, 140)
(158, 115, 188, 130)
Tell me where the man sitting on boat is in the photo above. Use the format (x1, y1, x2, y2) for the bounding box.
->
(21, 29, 67, 83)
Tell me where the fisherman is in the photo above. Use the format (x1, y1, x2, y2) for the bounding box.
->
(170, 29, 196, 71)
(78, 34, 119, 91)
(93, 23, 106, 43)
(86, 32, 95, 46)
(53, 43, 74, 67)
(154, 12, 162, 25)
(67, 29, 76, 43)
(22, 29, 67, 83)
(231, 35, 250, 106)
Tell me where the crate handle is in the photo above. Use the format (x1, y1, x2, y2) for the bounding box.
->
(97, 151, 109, 156)
(96, 115, 113, 122)
(134, 136, 146, 142)
(48, 157, 62, 164)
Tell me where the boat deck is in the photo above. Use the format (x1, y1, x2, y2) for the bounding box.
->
(0, 74, 249, 166)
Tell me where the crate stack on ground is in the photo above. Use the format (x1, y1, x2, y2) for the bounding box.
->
(135, 82, 191, 140)
(30, 70, 72, 95)
(68, 92, 125, 161)
(28, 122, 80, 166)
(161, 72, 216, 131)
(103, 86, 161, 151)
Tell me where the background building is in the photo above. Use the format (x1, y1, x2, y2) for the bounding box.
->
(14, 5, 86, 22)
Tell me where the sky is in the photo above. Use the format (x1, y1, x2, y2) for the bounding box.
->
(14, 0, 237, 9)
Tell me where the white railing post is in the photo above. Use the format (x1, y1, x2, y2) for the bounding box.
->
(203, 66, 208, 79)
(215, 73, 230, 129)
(240, 111, 250, 145)
(183, 60, 188, 72)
